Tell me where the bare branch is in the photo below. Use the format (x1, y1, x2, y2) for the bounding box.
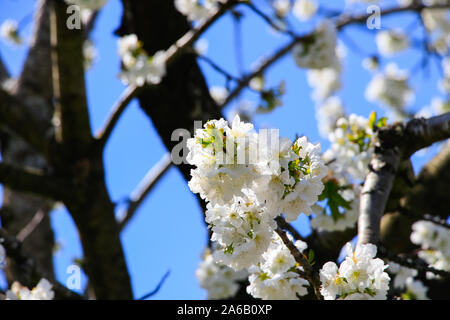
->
(137, 270, 171, 300)
(16, 209, 46, 243)
(96, 85, 141, 148)
(242, 1, 298, 37)
(118, 153, 172, 231)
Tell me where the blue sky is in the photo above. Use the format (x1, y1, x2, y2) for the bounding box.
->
(0, 0, 445, 299)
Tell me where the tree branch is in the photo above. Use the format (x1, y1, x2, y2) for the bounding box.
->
(118, 153, 172, 231)
(0, 162, 64, 200)
(50, 0, 93, 157)
(96, 85, 141, 148)
(137, 270, 171, 300)
(275, 227, 323, 300)
(358, 113, 450, 245)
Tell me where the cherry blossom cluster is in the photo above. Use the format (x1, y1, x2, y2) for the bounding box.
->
(5, 279, 54, 300)
(271, 0, 318, 21)
(365, 63, 414, 119)
(387, 261, 429, 300)
(323, 113, 378, 182)
(188, 115, 327, 271)
(420, 0, 450, 55)
(246, 234, 310, 300)
(175, 0, 224, 22)
(375, 29, 410, 57)
(319, 243, 390, 300)
(440, 57, 450, 94)
(292, 20, 338, 70)
(310, 111, 383, 233)
(410, 220, 450, 278)
(117, 34, 167, 86)
(195, 249, 248, 299)
(307, 46, 344, 103)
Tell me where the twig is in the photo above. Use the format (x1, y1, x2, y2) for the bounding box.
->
(96, 85, 140, 148)
(138, 270, 171, 300)
(16, 208, 47, 242)
(242, 2, 298, 37)
(118, 153, 172, 231)
(275, 227, 323, 300)
(197, 55, 240, 83)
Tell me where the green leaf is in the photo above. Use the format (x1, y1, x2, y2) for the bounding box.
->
(308, 249, 315, 264)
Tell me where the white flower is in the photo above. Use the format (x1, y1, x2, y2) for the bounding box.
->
(209, 86, 228, 105)
(403, 277, 429, 300)
(293, 0, 318, 21)
(365, 63, 414, 112)
(387, 262, 418, 289)
(421, 7, 450, 55)
(319, 242, 390, 300)
(0, 19, 22, 45)
(6, 279, 54, 300)
(118, 34, 167, 86)
(273, 0, 291, 18)
(315, 96, 346, 138)
(175, 0, 220, 22)
(323, 113, 375, 182)
(375, 30, 410, 56)
(187, 116, 327, 272)
(83, 39, 97, 70)
(207, 194, 276, 270)
(194, 38, 209, 55)
(439, 57, 450, 93)
(397, 0, 413, 6)
(249, 76, 264, 92)
(292, 20, 338, 69)
(247, 234, 309, 300)
(411, 220, 450, 255)
(196, 250, 248, 299)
